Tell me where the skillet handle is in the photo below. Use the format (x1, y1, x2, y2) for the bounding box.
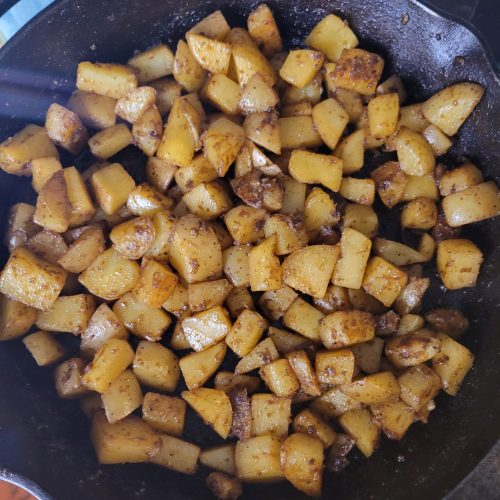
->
(0, 0, 17, 17)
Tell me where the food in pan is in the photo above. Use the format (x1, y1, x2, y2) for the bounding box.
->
(0, 4, 498, 498)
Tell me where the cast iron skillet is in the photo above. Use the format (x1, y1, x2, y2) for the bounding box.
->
(0, 1, 498, 499)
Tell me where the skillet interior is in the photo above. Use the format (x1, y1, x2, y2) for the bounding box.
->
(0, 1, 498, 498)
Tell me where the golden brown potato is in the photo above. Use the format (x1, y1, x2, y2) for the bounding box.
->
(188, 10, 230, 40)
(247, 4, 282, 57)
(293, 409, 336, 448)
(263, 213, 308, 255)
(249, 235, 281, 292)
(58, 226, 105, 273)
(259, 358, 300, 397)
(226, 309, 267, 357)
(22, 330, 66, 366)
(289, 149, 342, 192)
(258, 286, 298, 321)
(88, 123, 133, 159)
(206, 472, 242, 499)
(204, 74, 241, 115)
(183, 181, 233, 220)
(173, 39, 207, 92)
(45, 103, 88, 154)
(312, 97, 349, 149)
(153, 434, 201, 475)
(215, 371, 260, 395)
(232, 36, 277, 87)
(239, 73, 279, 114)
(283, 297, 324, 342)
(249, 393, 291, 440)
(4, 203, 40, 251)
(395, 127, 435, 176)
(338, 408, 380, 457)
(313, 285, 351, 315)
(398, 364, 442, 410)
(126, 183, 173, 217)
(142, 392, 187, 436)
(187, 279, 233, 313)
(235, 435, 283, 482)
(319, 310, 375, 350)
(279, 116, 323, 149)
(334, 129, 365, 175)
(286, 350, 321, 397)
(371, 161, 407, 208)
(0, 294, 37, 341)
(385, 332, 440, 368)
(422, 124, 453, 156)
(370, 399, 415, 440)
(235, 337, 279, 374)
(132, 105, 162, 157)
(401, 198, 438, 230)
(362, 257, 408, 307)
(373, 238, 424, 267)
(186, 32, 231, 75)
(102, 369, 143, 423)
(179, 341, 226, 390)
(316, 349, 355, 385)
(109, 216, 155, 259)
(339, 177, 375, 205)
(54, 357, 88, 399)
(279, 50, 324, 89)
(367, 93, 399, 137)
(115, 86, 157, 123)
(128, 44, 174, 83)
(268, 326, 312, 355)
(343, 203, 378, 239)
(77, 62, 137, 99)
(150, 78, 182, 115)
(402, 173, 439, 201)
(310, 386, 361, 418)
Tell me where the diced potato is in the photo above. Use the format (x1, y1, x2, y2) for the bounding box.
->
(0, 247, 66, 311)
(183, 181, 233, 220)
(305, 14, 358, 62)
(225, 286, 255, 318)
(373, 238, 424, 267)
(128, 44, 174, 83)
(4, 203, 40, 251)
(338, 408, 380, 457)
(23, 330, 66, 366)
(0, 124, 59, 176)
(82, 338, 134, 393)
(179, 341, 226, 390)
(286, 350, 321, 396)
(91, 163, 136, 215)
(25, 229, 68, 265)
(222, 245, 251, 287)
(232, 39, 277, 87)
(235, 435, 283, 482)
(225, 206, 267, 246)
(0, 294, 37, 341)
(80, 303, 128, 356)
(175, 156, 218, 195)
(313, 285, 351, 315)
(398, 364, 442, 410)
(258, 286, 298, 321)
(102, 369, 143, 423)
(80, 393, 103, 418)
(282, 72, 323, 105)
(351, 338, 385, 374)
(250, 393, 291, 439)
(244, 111, 281, 154)
(110, 216, 155, 259)
(316, 349, 355, 385)
(279, 50, 324, 89)
(282, 297, 324, 342)
(68, 90, 116, 129)
(395, 127, 435, 176)
(247, 4, 282, 57)
(442, 181, 499, 227)
(335, 129, 365, 175)
(186, 33, 231, 74)
(397, 314, 425, 336)
(88, 123, 132, 159)
(303, 189, 338, 237)
(311, 98, 349, 150)
(173, 40, 207, 93)
(114, 292, 171, 341)
(367, 93, 399, 137)
(239, 73, 279, 114)
(281, 433, 323, 496)
(377, 74, 406, 102)
(79, 248, 140, 301)
(259, 358, 300, 397)
(341, 371, 400, 404)
(91, 411, 160, 464)
(422, 82, 484, 136)
(264, 213, 308, 255)
(45, 103, 88, 154)
(249, 235, 281, 292)
(162, 282, 189, 318)
(58, 226, 105, 273)
(422, 124, 453, 156)
(398, 103, 429, 132)
(343, 203, 378, 239)
(385, 332, 440, 368)
(54, 357, 88, 399)
(152, 434, 200, 475)
(393, 275, 430, 315)
(332, 227, 372, 289)
(362, 257, 408, 307)
(115, 86, 158, 123)
(437, 239, 483, 290)
(132, 105, 162, 156)
(339, 177, 375, 205)
(332, 48, 384, 95)
(182, 387, 232, 439)
(188, 279, 232, 312)
(401, 198, 437, 230)
(370, 399, 415, 440)
(279, 116, 323, 149)
(215, 371, 260, 395)
(438, 163, 483, 197)
(204, 74, 241, 115)
(126, 183, 173, 217)
(188, 10, 230, 40)
(371, 160, 407, 208)
(424, 308, 469, 338)
(293, 409, 336, 448)
(332, 89, 364, 123)
(282, 245, 340, 298)
(36, 294, 95, 335)
(77, 62, 137, 99)
(132, 260, 178, 308)
(169, 215, 222, 283)
(170, 315, 190, 350)
(348, 288, 386, 315)
(281, 101, 312, 117)
(319, 310, 375, 350)
(432, 333, 474, 396)
(150, 78, 182, 115)
(310, 386, 361, 418)
(235, 338, 279, 374)
(402, 173, 439, 201)
(289, 150, 343, 192)
(200, 444, 236, 475)
(280, 176, 307, 214)
(268, 327, 312, 355)
(226, 309, 267, 357)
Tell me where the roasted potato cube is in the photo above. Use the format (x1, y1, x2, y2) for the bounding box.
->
(282, 245, 340, 299)
(91, 163, 136, 215)
(128, 44, 174, 83)
(304, 188, 339, 236)
(313, 285, 351, 315)
(437, 239, 483, 290)
(362, 257, 408, 307)
(438, 163, 483, 197)
(258, 285, 298, 321)
(126, 183, 173, 217)
(169, 215, 222, 283)
(422, 82, 484, 136)
(316, 349, 355, 386)
(371, 160, 407, 208)
(162, 282, 189, 317)
(367, 93, 399, 137)
(339, 177, 375, 205)
(424, 308, 469, 338)
(293, 409, 336, 448)
(132, 260, 178, 308)
(283, 297, 324, 342)
(263, 213, 307, 255)
(222, 245, 251, 287)
(235, 435, 283, 482)
(247, 4, 282, 57)
(143, 392, 187, 436)
(88, 123, 132, 159)
(351, 338, 385, 374)
(77, 62, 137, 99)
(332, 227, 372, 289)
(289, 149, 342, 192)
(422, 124, 453, 156)
(186, 33, 231, 75)
(4, 203, 40, 251)
(0, 247, 66, 311)
(370, 399, 415, 440)
(152, 434, 200, 475)
(23, 330, 66, 366)
(235, 338, 279, 374)
(432, 333, 474, 396)
(402, 173, 439, 201)
(36, 294, 95, 334)
(280, 176, 306, 214)
(385, 332, 440, 368)
(175, 155, 218, 194)
(334, 129, 365, 175)
(58, 226, 105, 273)
(81, 303, 128, 356)
(343, 203, 378, 239)
(179, 341, 226, 390)
(285, 350, 321, 396)
(173, 40, 207, 93)
(305, 14, 358, 62)
(68, 90, 117, 129)
(114, 292, 171, 341)
(442, 181, 499, 227)
(393, 276, 430, 315)
(90, 411, 160, 464)
(259, 358, 300, 397)
(341, 371, 401, 404)
(110, 216, 155, 259)
(170, 315, 190, 350)
(279, 50, 324, 89)
(395, 127, 435, 176)
(338, 408, 380, 457)
(150, 78, 182, 115)
(224, 206, 267, 245)
(200, 444, 236, 475)
(188, 10, 230, 40)
(348, 288, 386, 315)
(232, 37, 277, 87)
(281, 101, 313, 117)
(79, 248, 140, 301)
(310, 386, 361, 418)
(188, 278, 233, 312)
(54, 357, 88, 399)
(398, 364, 442, 410)
(319, 310, 375, 350)
(226, 309, 267, 357)
(0, 124, 58, 176)
(401, 197, 437, 230)
(249, 235, 281, 292)
(279, 116, 323, 149)
(269, 327, 312, 355)
(183, 181, 233, 220)
(312, 97, 349, 149)
(243, 112, 281, 154)
(182, 387, 232, 439)
(215, 371, 260, 395)
(26, 229, 68, 265)
(132, 105, 162, 157)
(0, 294, 37, 341)
(397, 314, 425, 336)
(102, 369, 143, 423)
(45, 103, 88, 154)
(115, 86, 157, 123)
(238, 73, 279, 114)
(250, 393, 291, 440)
(204, 74, 241, 115)
(373, 238, 424, 267)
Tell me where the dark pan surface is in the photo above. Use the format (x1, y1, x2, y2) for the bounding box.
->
(0, 1, 498, 499)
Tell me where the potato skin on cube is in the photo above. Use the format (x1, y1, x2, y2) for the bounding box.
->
(320, 310, 375, 350)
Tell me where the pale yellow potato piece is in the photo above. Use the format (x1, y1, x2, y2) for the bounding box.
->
(181, 305, 232, 351)
(126, 183, 173, 217)
(215, 371, 260, 395)
(332, 227, 372, 289)
(0, 294, 37, 341)
(110, 216, 155, 259)
(250, 393, 291, 440)
(269, 327, 312, 355)
(335, 129, 365, 174)
(279, 49, 324, 88)
(402, 173, 439, 201)
(54, 357, 88, 399)
(243, 111, 281, 154)
(183, 181, 233, 220)
(289, 149, 342, 192)
(286, 350, 321, 397)
(369, 399, 415, 440)
(186, 33, 231, 74)
(310, 386, 361, 418)
(279, 116, 323, 149)
(385, 333, 440, 368)
(258, 286, 298, 321)
(247, 4, 282, 57)
(188, 279, 233, 312)
(68, 90, 117, 129)
(341, 371, 401, 404)
(31, 157, 62, 193)
(293, 409, 336, 448)
(224, 205, 267, 245)
(102, 369, 143, 424)
(128, 44, 174, 83)
(401, 197, 438, 230)
(169, 214, 222, 283)
(143, 210, 176, 261)
(362, 256, 408, 307)
(338, 408, 380, 457)
(304, 187, 338, 236)
(343, 203, 378, 239)
(373, 238, 424, 267)
(422, 82, 484, 136)
(204, 74, 241, 115)
(316, 349, 355, 385)
(259, 358, 300, 397)
(225, 286, 255, 318)
(395, 127, 435, 176)
(142, 392, 186, 436)
(339, 177, 376, 205)
(58, 226, 105, 274)
(175, 154, 218, 193)
(398, 103, 429, 132)
(280, 176, 307, 213)
(153, 434, 200, 475)
(34, 170, 71, 232)
(282, 72, 323, 105)
(88, 123, 132, 159)
(312, 97, 349, 149)
(91, 412, 160, 464)
(305, 14, 358, 62)
(131, 260, 178, 308)
(282, 244, 340, 298)
(249, 235, 281, 292)
(422, 124, 453, 156)
(438, 163, 483, 197)
(226, 309, 267, 357)
(150, 78, 182, 115)
(437, 239, 483, 290)
(77, 62, 137, 99)
(281, 101, 313, 117)
(238, 73, 279, 114)
(263, 214, 308, 256)
(82, 338, 134, 393)
(64, 166, 96, 227)
(367, 93, 399, 137)
(351, 338, 385, 374)
(179, 341, 226, 390)
(319, 310, 375, 350)
(235, 435, 283, 482)
(162, 282, 189, 318)
(45, 103, 88, 155)
(235, 338, 279, 374)
(398, 364, 442, 410)
(281, 433, 324, 496)
(200, 444, 236, 475)
(222, 245, 251, 287)
(132, 105, 162, 157)
(173, 40, 207, 93)
(22, 330, 66, 366)
(282, 297, 324, 342)
(232, 41, 277, 87)
(182, 387, 232, 439)
(442, 181, 499, 227)
(418, 233, 436, 262)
